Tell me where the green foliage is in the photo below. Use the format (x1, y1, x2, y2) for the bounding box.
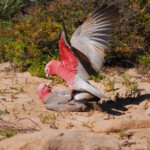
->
(106, 0, 150, 67)
(66, 121, 74, 129)
(0, 109, 10, 116)
(90, 71, 103, 82)
(122, 74, 132, 87)
(102, 78, 115, 92)
(0, 0, 150, 77)
(0, 6, 61, 77)
(138, 55, 150, 69)
(82, 121, 95, 131)
(0, 0, 30, 19)
(0, 128, 18, 139)
(143, 102, 149, 110)
(52, 76, 67, 86)
(38, 113, 56, 124)
(118, 129, 126, 140)
(28, 58, 46, 77)
(122, 74, 141, 97)
(0, 0, 100, 77)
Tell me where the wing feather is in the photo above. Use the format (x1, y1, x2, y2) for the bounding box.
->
(59, 31, 78, 72)
(70, 4, 120, 79)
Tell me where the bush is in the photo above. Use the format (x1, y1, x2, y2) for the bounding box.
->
(0, 0, 30, 19)
(105, 0, 150, 67)
(0, 0, 149, 78)
(0, 0, 102, 77)
(138, 55, 150, 69)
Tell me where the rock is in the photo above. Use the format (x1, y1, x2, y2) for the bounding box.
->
(93, 119, 150, 132)
(0, 129, 121, 150)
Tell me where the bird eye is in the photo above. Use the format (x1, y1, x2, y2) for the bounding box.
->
(42, 86, 46, 90)
(46, 68, 49, 73)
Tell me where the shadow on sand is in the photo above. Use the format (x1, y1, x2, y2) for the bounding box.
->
(97, 93, 150, 116)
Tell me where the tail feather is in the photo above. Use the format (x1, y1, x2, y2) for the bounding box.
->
(74, 92, 94, 101)
(73, 76, 108, 99)
(85, 84, 108, 98)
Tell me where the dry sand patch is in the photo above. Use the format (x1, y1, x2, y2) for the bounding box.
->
(0, 62, 150, 150)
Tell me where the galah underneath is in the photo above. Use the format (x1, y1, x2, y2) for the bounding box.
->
(37, 83, 99, 112)
(45, 5, 120, 99)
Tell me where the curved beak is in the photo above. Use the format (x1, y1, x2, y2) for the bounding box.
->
(46, 74, 53, 81)
(46, 76, 54, 87)
(46, 74, 52, 80)
(46, 73, 49, 78)
(46, 82, 52, 88)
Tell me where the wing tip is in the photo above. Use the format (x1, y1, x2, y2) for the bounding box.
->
(60, 24, 72, 50)
(92, 4, 120, 22)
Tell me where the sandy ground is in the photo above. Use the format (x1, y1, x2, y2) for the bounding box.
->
(0, 62, 150, 150)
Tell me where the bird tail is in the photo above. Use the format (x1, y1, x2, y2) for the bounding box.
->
(85, 84, 108, 98)
(73, 76, 108, 99)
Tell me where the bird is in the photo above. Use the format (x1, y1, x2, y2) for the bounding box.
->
(37, 83, 100, 112)
(45, 4, 120, 99)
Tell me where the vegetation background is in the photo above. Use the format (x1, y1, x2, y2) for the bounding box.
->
(0, 0, 149, 77)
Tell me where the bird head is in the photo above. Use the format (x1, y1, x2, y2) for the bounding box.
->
(37, 83, 52, 102)
(45, 60, 59, 78)
(45, 61, 53, 78)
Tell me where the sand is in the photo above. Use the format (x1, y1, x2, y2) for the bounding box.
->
(0, 62, 150, 150)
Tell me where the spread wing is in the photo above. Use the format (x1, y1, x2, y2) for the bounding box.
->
(70, 4, 120, 79)
(59, 28, 90, 79)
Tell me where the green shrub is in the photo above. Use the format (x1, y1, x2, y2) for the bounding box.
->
(0, 109, 10, 116)
(0, 0, 101, 77)
(90, 71, 103, 82)
(138, 55, 150, 69)
(0, 0, 150, 78)
(0, 0, 30, 19)
(105, 0, 150, 67)
(0, 128, 18, 139)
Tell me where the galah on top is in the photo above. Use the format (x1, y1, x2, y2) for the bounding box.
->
(45, 4, 120, 99)
(37, 83, 99, 111)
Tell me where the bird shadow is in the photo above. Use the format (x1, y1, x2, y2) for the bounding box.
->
(95, 93, 150, 116)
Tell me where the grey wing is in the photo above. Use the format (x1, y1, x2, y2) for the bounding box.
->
(70, 5, 120, 80)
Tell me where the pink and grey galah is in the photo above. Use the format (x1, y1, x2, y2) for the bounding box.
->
(45, 5, 120, 99)
(37, 83, 99, 112)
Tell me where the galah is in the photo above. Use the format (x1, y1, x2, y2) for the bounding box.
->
(37, 83, 99, 112)
(45, 5, 120, 99)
